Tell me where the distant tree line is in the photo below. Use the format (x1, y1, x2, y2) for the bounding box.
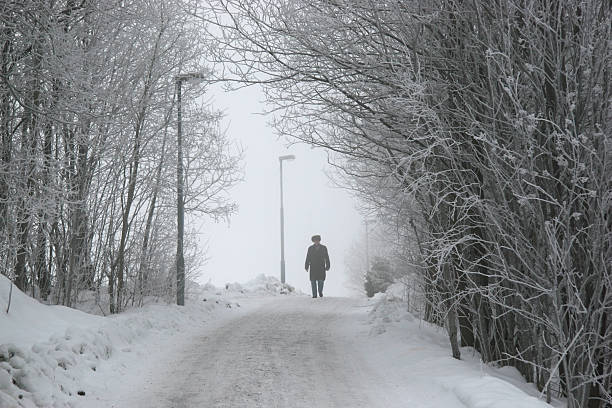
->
(203, 0, 610, 406)
(0, 1, 240, 313)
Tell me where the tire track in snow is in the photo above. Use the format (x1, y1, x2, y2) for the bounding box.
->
(126, 297, 374, 408)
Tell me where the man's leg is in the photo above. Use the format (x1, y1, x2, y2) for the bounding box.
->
(317, 280, 324, 297)
(311, 280, 317, 298)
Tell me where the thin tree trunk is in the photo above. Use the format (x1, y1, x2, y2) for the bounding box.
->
(108, 214, 116, 314)
(447, 305, 461, 360)
(0, 31, 12, 243)
(5, 281, 12, 313)
(116, 135, 141, 312)
(137, 128, 168, 305)
(115, 22, 164, 312)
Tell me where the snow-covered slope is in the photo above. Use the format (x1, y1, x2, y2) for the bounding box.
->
(362, 283, 562, 408)
(0, 274, 286, 408)
(0, 277, 103, 349)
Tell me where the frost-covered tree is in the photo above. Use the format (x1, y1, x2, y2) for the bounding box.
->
(0, 1, 240, 314)
(364, 257, 395, 297)
(201, 0, 610, 405)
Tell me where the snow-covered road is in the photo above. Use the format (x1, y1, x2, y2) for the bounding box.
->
(0, 275, 560, 408)
(94, 297, 377, 408)
(77, 293, 556, 408)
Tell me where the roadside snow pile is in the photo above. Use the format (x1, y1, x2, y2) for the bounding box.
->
(222, 274, 297, 296)
(367, 284, 416, 336)
(365, 283, 562, 408)
(0, 275, 233, 408)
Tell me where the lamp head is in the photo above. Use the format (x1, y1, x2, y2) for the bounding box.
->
(279, 154, 296, 162)
(175, 72, 205, 83)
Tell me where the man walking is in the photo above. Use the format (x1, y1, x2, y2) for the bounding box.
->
(304, 235, 330, 298)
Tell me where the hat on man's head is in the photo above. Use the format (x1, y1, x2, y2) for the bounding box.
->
(311, 235, 321, 242)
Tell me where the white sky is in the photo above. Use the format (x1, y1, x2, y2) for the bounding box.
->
(194, 84, 364, 296)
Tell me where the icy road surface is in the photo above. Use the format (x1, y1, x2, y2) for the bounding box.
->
(146, 297, 378, 407)
(96, 297, 388, 407)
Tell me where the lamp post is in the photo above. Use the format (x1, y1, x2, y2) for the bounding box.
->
(365, 219, 370, 276)
(279, 154, 295, 284)
(175, 72, 204, 306)
(364, 217, 376, 278)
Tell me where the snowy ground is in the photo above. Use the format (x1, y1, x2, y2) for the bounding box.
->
(1, 276, 562, 408)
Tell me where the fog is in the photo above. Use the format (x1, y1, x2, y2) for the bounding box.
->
(196, 85, 364, 296)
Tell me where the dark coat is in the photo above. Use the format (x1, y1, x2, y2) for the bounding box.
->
(305, 243, 330, 281)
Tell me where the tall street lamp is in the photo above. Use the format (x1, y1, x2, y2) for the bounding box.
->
(365, 219, 370, 276)
(279, 154, 295, 284)
(175, 72, 204, 306)
(364, 217, 376, 278)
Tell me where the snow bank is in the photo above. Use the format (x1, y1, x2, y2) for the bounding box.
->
(221, 274, 297, 295)
(0, 275, 238, 408)
(365, 283, 563, 408)
(0, 279, 103, 349)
